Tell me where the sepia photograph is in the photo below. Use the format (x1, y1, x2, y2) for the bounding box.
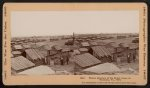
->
(3, 3, 147, 85)
(11, 10, 139, 75)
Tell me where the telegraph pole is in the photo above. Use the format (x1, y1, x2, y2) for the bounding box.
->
(72, 32, 75, 45)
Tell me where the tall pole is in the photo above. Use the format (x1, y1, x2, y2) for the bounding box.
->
(73, 32, 75, 45)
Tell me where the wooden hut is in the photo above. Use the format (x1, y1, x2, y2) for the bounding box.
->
(128, 43, 139, 62)
(80, 42, 90, 49)
(61, 48, 71, 65)
(111, 43, 135, 63)
(13, 45, 23, 51)
(12, 51, 22, 57)
(79, 48, 88, 54)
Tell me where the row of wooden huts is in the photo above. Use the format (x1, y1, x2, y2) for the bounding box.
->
(11, 38, 138, 74)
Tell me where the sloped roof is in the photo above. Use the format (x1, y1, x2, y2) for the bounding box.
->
(18, 65, 55, 75)
(81, 42, 90, 47)
(73, 53, 101, 68)
(91, 46, 112, 57)
(14, 45, 23, 50)
(11, 56, 35, 71)
(79, 48, 88, 52)
(12, 51, 22, 55)
(25, 49, 45, 60)
(83, 63, 120, 74)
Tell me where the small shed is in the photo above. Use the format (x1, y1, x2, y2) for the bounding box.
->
(61, 48, 71, 64)
(128, 43, 139, 62)
(81, 42, 90, 48)
(38, 44, 64, 65)
(112, 43, 133, 63)
(73, 53, 101, 71)
(11, 56, 35, 73)
(79, 48, 88, 54)
(13, 45, 23, 51)
(12, 51, 22, 57)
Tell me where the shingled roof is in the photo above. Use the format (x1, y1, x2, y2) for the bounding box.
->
(91, 46, 112, 57)
(11, 56, 35, 71)
(25, 49, 45, 60)
(73, 53, 101, 68)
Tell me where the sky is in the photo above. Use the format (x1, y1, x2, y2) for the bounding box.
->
(11, 10, 139, 37)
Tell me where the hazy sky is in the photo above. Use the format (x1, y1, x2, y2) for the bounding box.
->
(11, 10, 139, 37)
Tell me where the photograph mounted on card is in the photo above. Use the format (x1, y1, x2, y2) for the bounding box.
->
(2, 3, 147, 85)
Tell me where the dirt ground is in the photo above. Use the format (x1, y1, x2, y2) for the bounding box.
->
(49, 61, 75, 73)
(113, 60, 139, 75)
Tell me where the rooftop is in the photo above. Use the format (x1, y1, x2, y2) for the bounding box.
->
(25, 49, 45, 60)
(73, 53, 101, 68)
(11, 56, 35, 71)
(81, 42, 90, 47)
(91, 46, 112, 57)
(14, 45, 23, 50)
